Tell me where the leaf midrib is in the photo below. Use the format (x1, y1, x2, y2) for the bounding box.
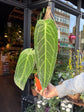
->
(44, 22, 46, 87)
(20, 55, 29, 85)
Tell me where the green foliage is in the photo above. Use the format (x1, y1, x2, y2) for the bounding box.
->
(36, 98, 47, 112)
(37, 8, 46, 20)
(34, 19, 58, 89)
(48, 97, 60, 112)
(74, 105, 84, 112)
(55, 54, 69, 72)
(14, 19, 58, 91)
(36, 104, 46, 112)
(51, 72, 61, 85)
(7, 24, 23, 45)
(36, 97, 61, 112)
(14, 48, 35, 90)
(62, 66, 75, 80)
(80, 93, 84, 101)
(24, 104, 35, 112)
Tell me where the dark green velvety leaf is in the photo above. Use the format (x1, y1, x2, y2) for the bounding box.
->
(34, 19, 58, 90)
(14, 48, 35, 90)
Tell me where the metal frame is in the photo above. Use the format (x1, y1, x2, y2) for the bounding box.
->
(23, 8, 31, 49)
(22, 0, 32, 111)
(48, 1, 55, 16)
(30, 0, 84, 18)
(0, 0, 25, 9)
(75, 0, 81, 51)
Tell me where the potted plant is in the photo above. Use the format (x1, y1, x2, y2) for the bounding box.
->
(14, 18, 58, 92)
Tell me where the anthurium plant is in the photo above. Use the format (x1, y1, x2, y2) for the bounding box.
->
(14, 19, 58, 91)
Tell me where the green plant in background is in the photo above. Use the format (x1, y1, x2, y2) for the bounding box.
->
(55, 54, 69, 72)
(14, 18, 58, 91)
(61, 50, 75, 80)
(48, 97, 61, 112)
(37, 8, 46, 20)
(51, 72, 62, 85)
(66, 50, 75, 78)
(35, 96, 61, 112)
(75, 49, 83, 74)
(80, 93, 84, 102)
(75, 50, 80, 75)
(61, 49, 84, 106)
(24, 104, 35, 112)
(53, 51, 73, 81)
(6, 24, 23, 45)
(36, 99, 47, 112)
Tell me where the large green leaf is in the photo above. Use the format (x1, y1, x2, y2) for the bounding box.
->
(14, 48, 35, 90)
(34, 19, 58, 90)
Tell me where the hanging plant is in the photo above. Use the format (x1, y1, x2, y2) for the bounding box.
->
(14, 19, 58, 91)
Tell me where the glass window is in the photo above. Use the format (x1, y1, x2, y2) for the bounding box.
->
(54, 7, 76, 43)
(62, 28, 65, 32)
(66, 19, 68, 24)
(67, 19, 69, 24)
(66, 29, 69, 33)
(63, 18, 65, 23)
(54, 15, 60, 22)
(60, 27, 62, 32)
(56, 16, 59, 22)
(60, 17, 63, 22)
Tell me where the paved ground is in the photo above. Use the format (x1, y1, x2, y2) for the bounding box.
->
(0, 75, 21, 112)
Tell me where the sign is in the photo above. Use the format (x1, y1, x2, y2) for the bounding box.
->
(60, 43, 74, 48)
